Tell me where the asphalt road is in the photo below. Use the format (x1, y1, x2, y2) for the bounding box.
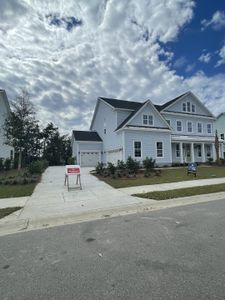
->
(1, 199, 225, 300)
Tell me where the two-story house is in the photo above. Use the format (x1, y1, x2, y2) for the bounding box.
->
(215, 112, 225, 158)
(72, 91, 222, 166)
(0, 90, 14, 160)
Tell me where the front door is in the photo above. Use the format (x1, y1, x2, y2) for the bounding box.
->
(184, 144, 191, 163)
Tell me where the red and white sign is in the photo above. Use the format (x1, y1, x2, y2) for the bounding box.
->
(65, 165, 80, 175)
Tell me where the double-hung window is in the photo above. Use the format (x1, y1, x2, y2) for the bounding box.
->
(134, 141, 141, 158)
(176, 144, 180, 157)
(207, 123, 212, 134)
(187, 121, 192, 133)
(156, 142, 163, 157)
(182, 103, 186, 112)
(176, 120, 182, 132)
(187, 102, 191, 112)
(197, 122, 202, 133)
(143, 114, 153, 126)
(192, 104, 195, 113)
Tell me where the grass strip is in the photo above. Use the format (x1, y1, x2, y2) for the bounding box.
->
(0, 183, 36, 199)
(134, 183, 225, 200)
(0, 207, 22, 219)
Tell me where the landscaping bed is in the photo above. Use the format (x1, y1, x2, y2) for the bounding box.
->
(134, 183, 225, 200)
(94, 158, 225, 188)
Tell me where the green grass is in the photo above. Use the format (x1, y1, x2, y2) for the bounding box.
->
(0, 207, 22, 219)
(101, 166, 225, 188)
(0, 184, 37, 199)
(134, 183, 225, 200)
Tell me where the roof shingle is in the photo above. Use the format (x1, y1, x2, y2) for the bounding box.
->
(73, 131, 102, 141)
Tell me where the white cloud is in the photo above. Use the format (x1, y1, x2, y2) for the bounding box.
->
(198, 52, 211, 63)
(201, 10, 225, 31)
(216, 44, 225, 66)
(1, 0, 225, 133)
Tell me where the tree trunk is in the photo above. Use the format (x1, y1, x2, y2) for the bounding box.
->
(215, 130, 221, 165)
(18, 149, 22, 171)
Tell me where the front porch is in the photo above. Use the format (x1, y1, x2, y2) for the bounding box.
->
(172, 142, 216, 164)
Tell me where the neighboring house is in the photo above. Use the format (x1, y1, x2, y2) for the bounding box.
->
(72, 91, 223, 167)
(215, 112, 225, 158)
(0, 89, 14, 160)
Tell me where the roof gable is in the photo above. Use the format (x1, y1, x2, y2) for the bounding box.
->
(73, 130, 102, 142)
(99, 97, 143, 110)
(161, 91, 214, 117)
(116, 100, 171, 131)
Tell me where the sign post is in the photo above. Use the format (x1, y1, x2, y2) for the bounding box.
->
(64, 165, 82, 191)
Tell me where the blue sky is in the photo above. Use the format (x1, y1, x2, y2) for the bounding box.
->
(0, 0, 225, 132)
(168, 0, 225, 77)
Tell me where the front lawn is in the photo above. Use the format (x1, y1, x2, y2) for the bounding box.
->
(99, 166, 225, 188)
(0, 184, 37, 199)
(134, 183, 225, 200)
(0, 207, 22, 219)
(0, 168, 39, 199)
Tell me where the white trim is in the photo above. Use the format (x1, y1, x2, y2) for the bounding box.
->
(176, 119, 183, 132)
(122, 131, 125, 161)
(123, 127, 171, 133)
(114, 108, 134, 112)
(77, 141, 103, 143)
(187, 120, 193, 133)
(161, 111, 215, 120)
(156, 141, 164, 158)
(133, 140, 142, 159)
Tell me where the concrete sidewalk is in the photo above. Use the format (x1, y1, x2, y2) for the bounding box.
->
(119, 177, 225, 195)
(0, 167, 225, 236)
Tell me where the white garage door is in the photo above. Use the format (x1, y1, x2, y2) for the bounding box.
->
(80, 151, 100, 167)
(106, 149, 123, 165)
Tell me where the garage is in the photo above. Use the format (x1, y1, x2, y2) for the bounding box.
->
(80, 151, 100, 167)
(72, 130, 103, 167)
(106, 149, 123, 165)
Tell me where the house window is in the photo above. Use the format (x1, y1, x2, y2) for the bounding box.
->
(197, 122, 202, 133)
(187, 121, 192, 133)
(207, 123, 212, 134)
(176, 144, 180, 157)
(156, 142, 163, 157)
(104, 128, 106, 134)
(182, 103, 186, 112)
(192, 104, 195, 113)
(221, 133, 224, 140)
(197, 145, 202, 157)
(187, 102, 191, 112)
(176, 120, 182, 132)
(143, 114, 153, 126)
(134, 141, 141, 158)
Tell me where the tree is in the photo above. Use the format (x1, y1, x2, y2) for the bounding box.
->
(215, 130, 221, 165)
(4, 89, 40, 170)
(41, 123, 72, 165)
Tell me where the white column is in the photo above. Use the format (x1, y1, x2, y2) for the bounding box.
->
(201, 143, 205, 163)
(212, 143, 216, 161)
(190, 143, 194, 162)
(180, 142, 183, 164)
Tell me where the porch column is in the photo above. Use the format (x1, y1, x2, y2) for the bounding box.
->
(212, 143, 216, 161)
(201, 143, 206, 163)
(191, 142, 194, 162)
(180, 142, 183, 164)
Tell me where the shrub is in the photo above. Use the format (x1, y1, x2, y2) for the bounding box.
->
(117, 160, 126, 170)
(28, 159, 48, 174)
(126, 156, 140, 174)
(107, 162, 116, 175)
(143, 157, 155, 172)
(67, 157, 76, 165)
(96, 162, 104, 175)
(207, 157, 214, 165)
(4, 158, 11, 171)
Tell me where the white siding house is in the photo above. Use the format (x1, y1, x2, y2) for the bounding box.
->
(72, 91, 221, 167)
(0, 90, 14, 160)
(215, 112, 225, 158)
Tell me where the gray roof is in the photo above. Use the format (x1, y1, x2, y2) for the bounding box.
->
(73, 130, 102, 142)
